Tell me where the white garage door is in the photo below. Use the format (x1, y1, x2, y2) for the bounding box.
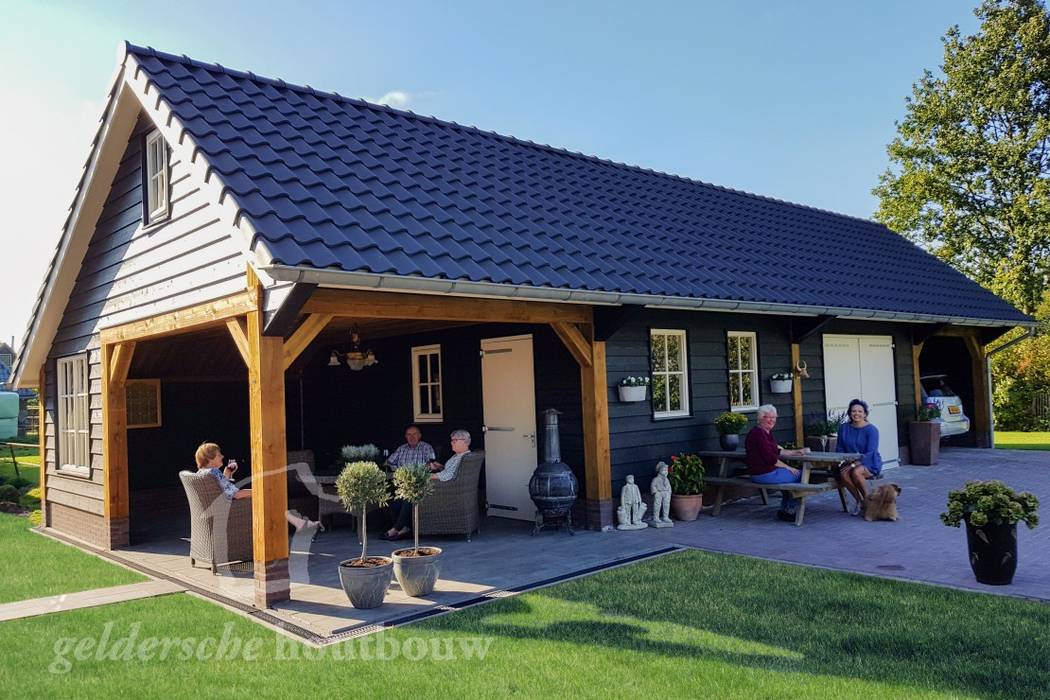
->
(822, 335, 899, 465)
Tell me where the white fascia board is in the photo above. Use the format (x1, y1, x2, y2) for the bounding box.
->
(259, 263, 1034, 329)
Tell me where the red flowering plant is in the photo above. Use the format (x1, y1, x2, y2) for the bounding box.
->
(668, 454, 705, 495)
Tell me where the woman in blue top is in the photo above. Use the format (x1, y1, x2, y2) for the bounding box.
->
(836, 399, 883, 516)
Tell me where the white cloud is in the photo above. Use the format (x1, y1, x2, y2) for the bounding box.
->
(366, 90, 411, 108)
(0, 78, 104, 352)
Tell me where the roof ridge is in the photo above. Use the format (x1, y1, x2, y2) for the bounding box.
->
(124, 42, 885, 228)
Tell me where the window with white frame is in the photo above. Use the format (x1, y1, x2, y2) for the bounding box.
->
(57, 355, 90, 474)
(411, 345, 442, 422)
(144, 130, 169, 223)
(650, 329, 689, 418)
(727, 331, 760, 411)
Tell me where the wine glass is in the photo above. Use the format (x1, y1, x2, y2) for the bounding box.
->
(819, 436, 828, 453)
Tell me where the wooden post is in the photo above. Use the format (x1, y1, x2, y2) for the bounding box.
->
(965, 335, 992, 448)
(38, 365, 46, 520)
(101, 341, 135, 549)
(912, 341, 924, 412)
(247, 307, 290, 607)
(791, 342, 803, 446)
(580, 329, 613, 530)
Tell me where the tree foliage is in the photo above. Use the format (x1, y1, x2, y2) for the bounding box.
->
(874, 0, 1050, 314)
(991, 292, 1050, 428)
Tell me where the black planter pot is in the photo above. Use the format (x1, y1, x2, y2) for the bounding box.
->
(719, 433, 740, 451)
(964, 519, 1018, 585)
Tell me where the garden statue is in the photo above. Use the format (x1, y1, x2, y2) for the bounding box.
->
(616, 475, 648, 530)
(649, 461, 673, 528)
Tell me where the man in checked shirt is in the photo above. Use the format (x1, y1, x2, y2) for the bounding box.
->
(384, 425, 436, 470)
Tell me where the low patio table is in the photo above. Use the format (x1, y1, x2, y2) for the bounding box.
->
(697, 449, 862, 525)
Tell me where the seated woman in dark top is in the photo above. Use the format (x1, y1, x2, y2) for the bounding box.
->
(836, 399, 883, 516)
(745, 405, 811, 522)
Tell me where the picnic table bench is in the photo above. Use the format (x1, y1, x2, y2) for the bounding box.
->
(697, 449, 862, 526)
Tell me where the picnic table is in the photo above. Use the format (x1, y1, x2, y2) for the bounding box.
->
(697, 449, 862, 526)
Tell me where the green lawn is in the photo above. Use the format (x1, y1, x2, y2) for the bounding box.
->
(0, 540, 1046, 698)
(0, 441, 41, 487)
(0, 514, 143, 604)
(995, 431, 1050, 450)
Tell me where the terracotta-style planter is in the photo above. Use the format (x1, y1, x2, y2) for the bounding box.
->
(670, 494, 703, 521)
(909, 421, 940, 465)
(338, 557, 394, 609)
(804, 436, 838, 453)
(392, 547, 443, 597)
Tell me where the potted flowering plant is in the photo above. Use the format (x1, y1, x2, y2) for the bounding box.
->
(941, 480, 1039, 585)
(618, 376, 651, 402)
(909, 403, 941, 465)
(335, 460, 393, 609)
(769, 372, 793, 394)
(667, 453, 705, 521)
(390, 464, 442, 597)
(713, 411, 748, 450)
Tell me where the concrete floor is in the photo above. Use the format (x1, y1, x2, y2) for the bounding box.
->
(97, 446, 1049, 642)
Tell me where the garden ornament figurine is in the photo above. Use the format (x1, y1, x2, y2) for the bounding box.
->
(649, 461, 673, 527)
(795, 360, 810, 379)
(616, 475, 648, 530)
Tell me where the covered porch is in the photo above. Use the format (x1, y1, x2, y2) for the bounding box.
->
(96, 272, 615, 608)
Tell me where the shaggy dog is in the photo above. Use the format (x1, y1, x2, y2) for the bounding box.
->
(863, 483, 902, 522)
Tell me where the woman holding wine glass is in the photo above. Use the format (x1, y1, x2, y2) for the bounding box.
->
(835, 400, 883, 515)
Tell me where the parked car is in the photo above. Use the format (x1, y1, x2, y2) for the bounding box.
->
(920, 374, 970, 437)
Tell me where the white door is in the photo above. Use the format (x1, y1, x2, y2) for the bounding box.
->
(481, 335, 538, 520)
(823, 335, 900, 465)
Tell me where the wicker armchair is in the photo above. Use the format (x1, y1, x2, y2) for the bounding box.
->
(418, 450, 484, 540)
(178, 470, 253, 573)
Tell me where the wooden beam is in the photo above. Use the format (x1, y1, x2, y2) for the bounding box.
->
(247, 308, 290, 608)
(580, 327, 612, 529)
(302, 289, 591, 325)
(550, 321, 593, 368)
(108, 341, 136, 385)
(246, 264, 260, 291)
(99, 291, 258, 345)
(101, 343, 130, 536)
(791, 342, 803, 446)
(282, 313, 333, 371)
(965, 335, 992, 448)
(912, 341, 924, 412)
(226, 317, 250, 367)
(791, 315, 835, 344)
(263, 282, 318, 337)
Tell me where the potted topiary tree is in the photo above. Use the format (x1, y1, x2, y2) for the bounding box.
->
(667, 453, 705, 520)
(909, 403, 941, 465)
(335, 460, 393, 608)
(714, 412, 748, 450)
(941, 480, 1039, 585)
(390, 464, 443, 597)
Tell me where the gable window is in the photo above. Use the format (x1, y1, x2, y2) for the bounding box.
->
(56, 355, 90, 475)
(727, 331, 759, 411)
(144, 130, 169, 223)
(411, 345, 442, 423)
(650, 329, 689, 418)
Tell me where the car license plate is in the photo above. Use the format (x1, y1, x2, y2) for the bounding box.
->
(948, 406, 961, 415)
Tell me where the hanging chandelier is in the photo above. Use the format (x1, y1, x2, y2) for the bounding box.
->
(328, 325, 378, 371)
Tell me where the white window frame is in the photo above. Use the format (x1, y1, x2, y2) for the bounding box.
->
(145, 130, 169, 224)
(727, 331, 760, 412)
(411, 344, 443, 423)
(56, 355, 90, 476)
(650, 328, 690, 419)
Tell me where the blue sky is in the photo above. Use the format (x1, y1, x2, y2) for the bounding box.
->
(0, 0, 980, 349)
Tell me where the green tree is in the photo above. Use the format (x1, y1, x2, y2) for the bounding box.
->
(991, 292, 1050, 428)
(874, 0, 1050, 314)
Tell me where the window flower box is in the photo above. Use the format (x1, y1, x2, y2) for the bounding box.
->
(617, 376, 650, 402)
(769, 373, 793, 394)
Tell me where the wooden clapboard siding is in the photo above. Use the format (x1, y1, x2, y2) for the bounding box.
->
(42, 112, 244, 534)
(603, 310, 918, 494)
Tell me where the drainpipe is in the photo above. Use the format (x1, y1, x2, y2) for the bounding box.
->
(984, 328, 1038, 448)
